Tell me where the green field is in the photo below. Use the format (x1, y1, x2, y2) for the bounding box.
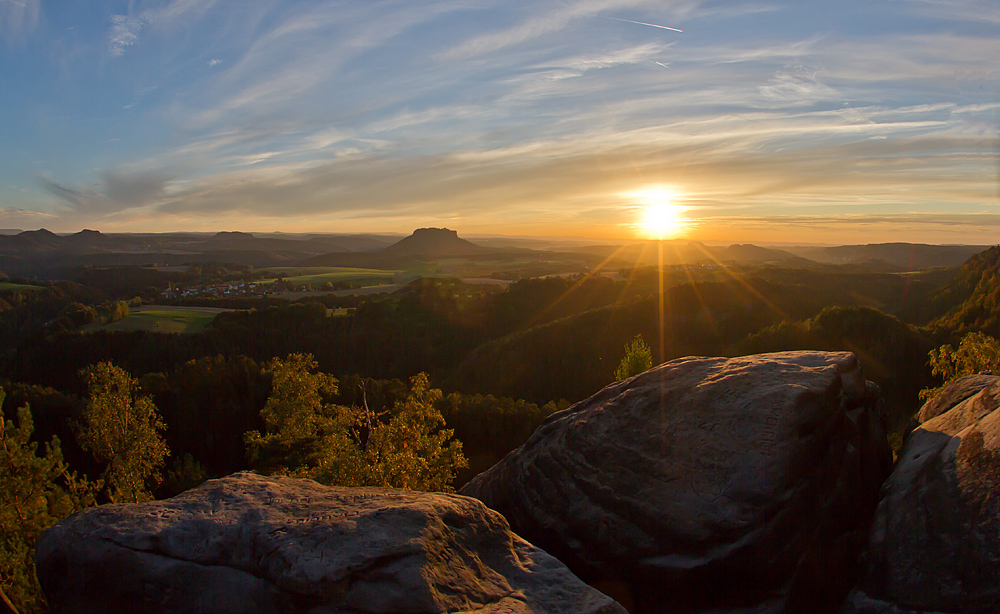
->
(0, 281, 45, 291)
(83, 307, 222, 334)
(259, 266, 398, 286)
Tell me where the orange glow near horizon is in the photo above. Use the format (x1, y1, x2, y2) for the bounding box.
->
(630, 187, 689, 240)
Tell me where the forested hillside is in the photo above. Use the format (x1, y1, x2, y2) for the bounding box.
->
(1, 245, 996, 495)
(927, 246, 1000, 337)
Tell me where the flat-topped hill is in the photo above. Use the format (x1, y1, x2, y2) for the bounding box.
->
(380, 227, 491, 257)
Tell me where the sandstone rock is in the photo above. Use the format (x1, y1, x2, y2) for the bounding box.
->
(915, 373, 999, 423)
(36, 472, 625, 614)
(460, 351, 891, 614)
(843, 377, 1000, 614)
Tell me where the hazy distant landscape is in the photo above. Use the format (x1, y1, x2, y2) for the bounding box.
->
(2, 225, 996, 452)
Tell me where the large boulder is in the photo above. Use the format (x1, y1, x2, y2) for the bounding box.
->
(914, 373, 999, 424)
(843, 376, 1000, 613)
(36, 472, 625, 614)
(460, 351, 891, 614)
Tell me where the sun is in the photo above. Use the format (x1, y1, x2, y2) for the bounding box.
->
(630, 187, 688, 240)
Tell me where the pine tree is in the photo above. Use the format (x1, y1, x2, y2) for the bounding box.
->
(1, 391, 96, 614)
(615, 334, 653, 381)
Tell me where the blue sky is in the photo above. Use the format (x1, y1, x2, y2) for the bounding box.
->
(1, 0, 998, 243)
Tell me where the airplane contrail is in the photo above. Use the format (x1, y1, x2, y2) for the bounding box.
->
(655, 61, 672, 69)
(601, 16, 683, 33)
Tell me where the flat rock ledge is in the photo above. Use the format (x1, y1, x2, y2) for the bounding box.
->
(36, 472, 626, 614)
(460, 351, 891, 614)
(843, 375, 1000, 614)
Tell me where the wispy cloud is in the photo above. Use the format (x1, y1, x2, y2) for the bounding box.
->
(903, 0, 1000, 26)
(40, 168, 173, 214)
(438, 0, 674, 60)
(0, 0, 40, 42)
(0, 206, 56, 224)
(108, 14, 147, 56)
(134, 118, 993, 222)
(758, 66, 839, 105)
(108, 0, 221, 57)
(183, 1, 468, 130)
(545, 42, 670, 74)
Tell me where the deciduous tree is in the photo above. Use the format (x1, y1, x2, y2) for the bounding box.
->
(246, 354, 466, 491)
(921, 332, 1000, 400)
(78, 362, 169, 503)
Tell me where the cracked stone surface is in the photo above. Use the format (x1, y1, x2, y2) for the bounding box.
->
(36, 472, 625, 614)
(842, 376, 1000, 614)
(460, 351, 892, 614)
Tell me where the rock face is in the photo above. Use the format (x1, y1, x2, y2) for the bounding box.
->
(460, 351, 891, 614)
(843, 375, 1000, 614)
(914, 373, 999, 424)
(36, 472, 625, 614)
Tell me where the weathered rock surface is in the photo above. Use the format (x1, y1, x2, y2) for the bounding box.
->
(915, 373, 999, 424)
(843, 377, 1000, 614)
(36, 472, 625, 614)
(460, 351, 891, 614)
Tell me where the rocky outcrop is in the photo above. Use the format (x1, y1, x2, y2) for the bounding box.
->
(843, 376, 1000, 614)
(460, 351, 891, 614)
(36, 472, 625, 614)
(915, 373, 999, 423)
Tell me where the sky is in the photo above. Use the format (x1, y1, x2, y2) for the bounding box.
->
(0, 0, 998, 244)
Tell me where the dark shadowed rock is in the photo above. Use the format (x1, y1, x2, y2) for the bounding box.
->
(36, 472, 625, 614)
(843, 378, 1000, 614)
(915, 373, 999, 423)
(460, 351, 891, 614)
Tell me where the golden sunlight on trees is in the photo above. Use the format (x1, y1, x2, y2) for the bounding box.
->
(921, 332, 1000, 400)
(107, 300, 129, 324)
(78, 362, 169, 504)
(1, 391, 96, 614)
(615, 334, 653, 381)
(246, 354, 467, 492)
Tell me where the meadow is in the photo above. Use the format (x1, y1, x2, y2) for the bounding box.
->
(83, 306, 228, 334)
(258, 266, 398, 286)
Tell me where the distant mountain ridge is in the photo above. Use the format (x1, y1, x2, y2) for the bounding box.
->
(567, 241, 991, 272)
(784, 243, 989, 270)
(570, 241, 817, 268)
(0, 227, 991, 280)
(0, 229, 397, 277)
